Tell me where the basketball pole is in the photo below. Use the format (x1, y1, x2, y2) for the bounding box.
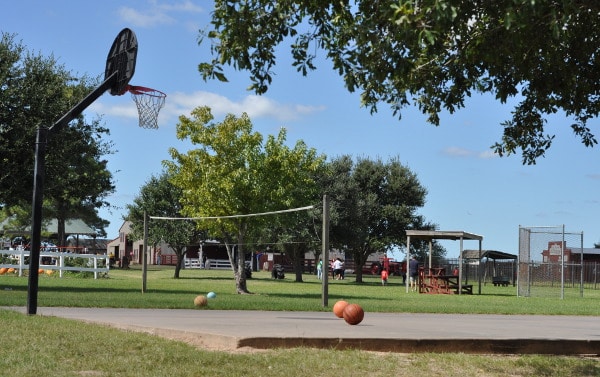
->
(27, 72, 119, 315)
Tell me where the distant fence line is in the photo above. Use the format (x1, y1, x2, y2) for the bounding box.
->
(0, 249, 109, 279)
(183, 257, 231, 270)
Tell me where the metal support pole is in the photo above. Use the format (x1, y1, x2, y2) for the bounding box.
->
(142, 211, 148, 293)
(27, 127, 48, 315)
(405, 236, 411, 294)
(580, 232, 584, 298)
(321, 195, 329, 307)
(478, 239, 482, 294)
(458, 237, 463, 295)
(561, 224, 565, 300)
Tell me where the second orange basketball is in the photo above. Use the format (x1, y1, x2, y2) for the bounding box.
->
(342, 303, 364, 325)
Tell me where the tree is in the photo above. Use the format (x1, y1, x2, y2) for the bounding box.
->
(125, 172, 202, 278)
(199, 1, 600, 165)
(165, 106, 325, 293)
(0, 32, 114, 240)
(43, 117, 114, 244)
(320, 155, 437, 283)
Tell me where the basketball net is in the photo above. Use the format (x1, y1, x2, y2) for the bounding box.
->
(127, 85, 166, 129)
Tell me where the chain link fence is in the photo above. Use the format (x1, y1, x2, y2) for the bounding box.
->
(518, 225, 589, 298)
(437, 257, 516, 288)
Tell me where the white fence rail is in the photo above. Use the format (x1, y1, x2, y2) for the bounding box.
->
(0, 249, 109, 279)
(183, 258, 232, 270)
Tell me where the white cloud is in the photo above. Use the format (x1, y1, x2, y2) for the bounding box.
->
(118, 1, 204, 28)
(89, 101, 138, 119)
(118, 7, 175, 27)
(442, 146, 499, 159)
(478, 150, 499, 159)
(156, 1, 203, 13)
(164, 91, 325, 122)
(90, 90, 326, 125)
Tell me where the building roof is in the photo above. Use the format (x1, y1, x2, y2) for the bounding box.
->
(462, 249, 517, 260)
(42, 219, 97, 235)
(567, 247, 600, 256)
(406, 230, 483, 241)
(0, 217, 96, 236)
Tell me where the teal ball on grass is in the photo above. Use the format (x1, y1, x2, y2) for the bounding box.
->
(207, 292, 216, 299)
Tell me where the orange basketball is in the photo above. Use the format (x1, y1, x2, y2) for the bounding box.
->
(343, 303, 364, 325)
(333, 300, 349, 318)
(194, 295, 208, 307)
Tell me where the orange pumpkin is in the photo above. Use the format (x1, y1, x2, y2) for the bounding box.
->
(7, 268, 15, 273)
(0, 267, 8, 275)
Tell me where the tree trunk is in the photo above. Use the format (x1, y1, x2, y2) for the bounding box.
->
(283, 243, 305, 282)
(293, 257, 303, 282)
(355, 262, 364, 283)
(222, 226, 252, 294)
(235, 248, 250, 294)
(57, 217, 66, 248)
(174, 249, 184, 278)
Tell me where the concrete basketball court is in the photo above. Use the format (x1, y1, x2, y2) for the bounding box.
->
(7, 307, 599, 355)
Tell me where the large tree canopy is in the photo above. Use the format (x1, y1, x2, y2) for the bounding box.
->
(165, 106, 325, 293)
(319, 155, 438, 282)
(0, 32, 115, 241)
(199, 1, 600, 164)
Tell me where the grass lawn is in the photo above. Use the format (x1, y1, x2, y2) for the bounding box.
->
(1, 266, 599, 315)
(0, 266, 598, 377)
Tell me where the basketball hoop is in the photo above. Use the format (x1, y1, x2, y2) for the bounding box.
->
(126, 85, 166, 129)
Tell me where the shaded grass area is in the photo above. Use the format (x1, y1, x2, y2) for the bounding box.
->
(0, 309, 598, 377)
(1, 267, 599, 315)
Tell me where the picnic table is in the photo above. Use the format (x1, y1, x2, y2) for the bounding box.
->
(492, 276, 511, 286)
(418, 267, 473, 295)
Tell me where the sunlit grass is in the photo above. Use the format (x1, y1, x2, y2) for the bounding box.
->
(1, 266, 598, 315)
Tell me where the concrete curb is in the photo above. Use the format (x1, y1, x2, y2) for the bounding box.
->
(5, 307, 599, 355)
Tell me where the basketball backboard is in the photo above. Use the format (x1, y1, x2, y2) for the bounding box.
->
(105, 28, 138, 95)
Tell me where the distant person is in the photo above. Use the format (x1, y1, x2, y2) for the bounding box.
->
(409, 256, 419, 292)
(156, 247, 162, 265)
(452, 267, 459, 276)
(333, 258, 344, 280)
(317, 259, 323, 280)
(381, 268, 389, 286)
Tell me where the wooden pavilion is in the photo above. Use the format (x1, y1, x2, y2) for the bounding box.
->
(405, 230, 483, 294)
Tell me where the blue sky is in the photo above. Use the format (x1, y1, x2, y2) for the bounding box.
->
(3, 1, 599, 258)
